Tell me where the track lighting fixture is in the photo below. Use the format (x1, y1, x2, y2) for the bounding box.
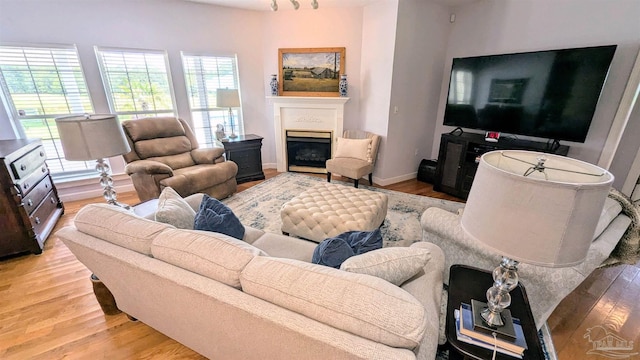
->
(269, 0, 318, 11)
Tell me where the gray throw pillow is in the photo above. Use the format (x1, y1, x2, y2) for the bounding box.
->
(155, 187, 196, 229)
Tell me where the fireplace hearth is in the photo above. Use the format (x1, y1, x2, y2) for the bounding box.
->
(286, 130, 331, 173)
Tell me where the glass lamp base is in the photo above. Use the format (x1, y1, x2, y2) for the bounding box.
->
(96, 158, 130, 210)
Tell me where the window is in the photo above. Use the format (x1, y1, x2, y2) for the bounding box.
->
(449, 69, 473, 104)
(181, 53, 241, 147)
(95, 47, 176, 120)
(0, 44, 95, 175)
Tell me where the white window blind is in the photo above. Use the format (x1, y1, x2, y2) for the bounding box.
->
(181, 53, 241, 147)
(0, 44, 95, 175)
(96, 47, 176, 120)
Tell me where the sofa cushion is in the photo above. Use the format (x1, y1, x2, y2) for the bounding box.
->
(74, 203, 172, 255)
(155, 187, 197, 229)
(335, 137, 372, 162)
(240, 256, 427, 349)
(340, 247, 432, 286)
(151, 229, 266, 289)
(194, 194, 245, 240)
(312, 229, 383, 268)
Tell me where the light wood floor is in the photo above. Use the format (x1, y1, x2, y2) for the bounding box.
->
(1, 170, 638, 359)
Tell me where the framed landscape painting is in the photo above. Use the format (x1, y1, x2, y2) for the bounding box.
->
(278, 47, 346, 97)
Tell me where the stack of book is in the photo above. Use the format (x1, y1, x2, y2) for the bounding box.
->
(454, 302, 528, 358)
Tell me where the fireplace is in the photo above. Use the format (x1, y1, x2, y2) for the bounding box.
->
(286, 130, 331, 173)
(268, 96, 349, 172)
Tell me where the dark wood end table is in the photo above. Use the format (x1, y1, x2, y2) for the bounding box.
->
(221, 134, 265, 184)
(446, 264, 545, 360)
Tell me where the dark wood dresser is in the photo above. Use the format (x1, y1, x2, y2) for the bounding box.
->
(222, 134, 265, 184)
(0, 139, 64, 257)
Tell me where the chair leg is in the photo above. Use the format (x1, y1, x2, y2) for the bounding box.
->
(368, 173, 373, 186)
(327, 172, 332, 182)
(354, 179, 359, 188)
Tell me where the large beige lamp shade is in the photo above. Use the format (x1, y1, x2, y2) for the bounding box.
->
(460, 150, 613, 327)
(55, 114, 131, 208)
(216, 88, 240, 139)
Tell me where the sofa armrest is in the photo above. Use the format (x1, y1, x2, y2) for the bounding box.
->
(191, 147, 225, 164)
(400, 242, 446, 359)
(125, 160, 173, 175)
(420, 206, 617, 329)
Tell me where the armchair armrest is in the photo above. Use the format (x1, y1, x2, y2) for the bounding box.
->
(124, 160, 173, 176)
(191, 147, 225, 164)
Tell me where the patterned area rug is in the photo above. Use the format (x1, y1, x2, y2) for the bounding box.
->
(223, 172, 465, 246)
(222, 172, 557, 359)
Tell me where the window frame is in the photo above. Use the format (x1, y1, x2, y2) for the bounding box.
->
(95, 46, 178, 120)
(180, 52, 242, 147)
(0, 42, 96, 176)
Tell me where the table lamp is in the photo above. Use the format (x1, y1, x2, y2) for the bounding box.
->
(460, 150, 613, 329)
(55, 114, 131, 209)
(216, 88, 240, 139)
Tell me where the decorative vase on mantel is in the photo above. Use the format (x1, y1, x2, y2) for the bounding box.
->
(339, 74, 348, 97)
(270, 74, 279, 96)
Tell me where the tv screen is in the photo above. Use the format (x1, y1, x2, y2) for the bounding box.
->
(444, 45, 617, 143)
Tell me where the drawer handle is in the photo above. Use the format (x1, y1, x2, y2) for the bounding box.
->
(40, 151, 44, 157)
(45, 183, 49, 189)
(35, 217, 41, 225)
(27, 199, 33, 206)
(50, 197, 56, 204)
(42, 166, 46, 173)
(23, 183, 29, 189)
(21, 164, 27, 171)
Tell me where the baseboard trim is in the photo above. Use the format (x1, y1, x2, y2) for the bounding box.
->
(56, 173, 134, 203)
(373, 172, 418, 187)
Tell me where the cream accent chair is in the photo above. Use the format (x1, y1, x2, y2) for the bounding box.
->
(326, 130, 381, 188)
(121, 116, 238, 202)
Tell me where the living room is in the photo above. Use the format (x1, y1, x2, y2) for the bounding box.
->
(1, 0, 639, 198)
(1, 0, 639, 359)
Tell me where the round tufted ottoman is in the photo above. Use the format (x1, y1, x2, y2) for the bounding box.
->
(280, 182, 388, 243)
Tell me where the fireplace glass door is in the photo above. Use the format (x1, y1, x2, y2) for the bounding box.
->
(286, 130, 332, 173)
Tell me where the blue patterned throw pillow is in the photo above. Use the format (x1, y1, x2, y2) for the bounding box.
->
(312, 228, 383, 268)
(194, 194, 245, 240)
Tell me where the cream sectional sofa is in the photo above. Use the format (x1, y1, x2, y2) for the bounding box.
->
(56, 195, 446, 360)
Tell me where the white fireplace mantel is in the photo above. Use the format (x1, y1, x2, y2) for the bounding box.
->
(267, 96, 350, 172)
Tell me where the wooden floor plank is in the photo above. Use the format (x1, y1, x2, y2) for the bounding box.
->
(0, 169, 637, 359)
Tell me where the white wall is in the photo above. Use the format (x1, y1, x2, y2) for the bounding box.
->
(382, 0, 451, 184)
(261, 6, 365, 168)
(430, 0, 640, 167)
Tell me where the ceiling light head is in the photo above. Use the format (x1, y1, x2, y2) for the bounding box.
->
(290, 0, 300, 10)
(271, 0, 278, 11)
(311, 0, 318, 9)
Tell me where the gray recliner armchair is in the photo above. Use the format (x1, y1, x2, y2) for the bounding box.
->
(121, 116, 238, 202)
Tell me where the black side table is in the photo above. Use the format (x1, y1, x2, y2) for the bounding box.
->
(221, 134, 265, 184)
(446, 264, 545, 360)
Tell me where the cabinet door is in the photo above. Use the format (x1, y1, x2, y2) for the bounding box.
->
(435, 137, 465, 196)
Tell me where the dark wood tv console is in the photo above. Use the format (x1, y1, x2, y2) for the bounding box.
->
(434, 132, 570, 199)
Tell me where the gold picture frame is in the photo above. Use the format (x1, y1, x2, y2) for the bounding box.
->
(278, 47, 346, 97)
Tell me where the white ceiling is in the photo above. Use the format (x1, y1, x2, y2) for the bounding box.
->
(185, 0, 479, 12)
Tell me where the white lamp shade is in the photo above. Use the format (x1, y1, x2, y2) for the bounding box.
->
(216, 88, 240, 108)
(55, 114, 131, 161)
(461, 150, 614, 267)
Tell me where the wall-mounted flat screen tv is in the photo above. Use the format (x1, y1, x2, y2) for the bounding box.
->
(443, 45, 617, 143)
